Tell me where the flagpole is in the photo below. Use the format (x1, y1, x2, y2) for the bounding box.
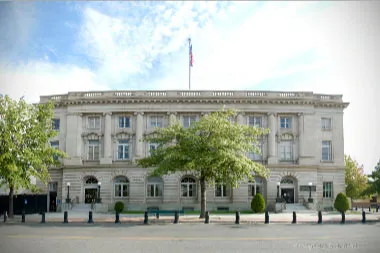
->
(188, 38, 191, 90)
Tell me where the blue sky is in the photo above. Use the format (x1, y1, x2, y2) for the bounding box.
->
(0, 1, 379, 174)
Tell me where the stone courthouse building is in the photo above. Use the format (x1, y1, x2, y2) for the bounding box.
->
(38, 90, 349, 212)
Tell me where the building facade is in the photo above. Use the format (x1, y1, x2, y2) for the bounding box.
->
(37, 90, 349, 212)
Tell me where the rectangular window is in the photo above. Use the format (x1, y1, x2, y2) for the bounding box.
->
(215, 183, 228, 197)
(150, 116, 163, 128)
(322, 141, 332, 161)
(52, 119, 60, 130)
(88, 140, 99, 160)
(148, 143, 158, 156)
(119, 116, 130, 128)
(321, 117, 332, 130)
(280, 141, 293, 160)
(114, 184, 129, 197)
(183, 116, 196, 128)
(249, 143, 263, 161)
(88, 116, 100, 129)
(323, 182, 333, 198)
(280, 117, 292, 129)
(50, 141, 59, 160)
(118, 139, 130, 160)
(147, 183, 163, 197)
(248, 116, 262, 128)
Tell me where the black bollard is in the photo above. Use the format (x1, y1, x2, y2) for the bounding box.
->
(318, 211, 322, 224)
(376, 205, 379, 212)
(144, 211, 148, 224)
(174, 211, 179, 224)
(369, 205, 371, 212)
(264, 211, 269, 224)
(3, 211, 7, 222)
(355, 206, 357, 211)
(362, 211, 366, 223)
(64, 211, 68, 223)
(341, 212, 345, 224)
(156, 212, 159, 219)
(41, 212, 45, 223)
(21, 210, 25, 223)
(235, 211, 240, 224)
(88, 211, 93, 223)
(115, 212, 120, 223)
(292, 211, 296, 224)
(205, 211, 210, 224)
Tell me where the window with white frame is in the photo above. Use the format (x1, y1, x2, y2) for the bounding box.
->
(148, 143, 158, 156)
(280, 117, 292, 129)
(322, 141, 332, 161)
(147, 177, 163, 197)
(118, 116, 130, 128)
(181, 177, 196, 197)
(88, 140, 100, 160)
(215, 182, 229, 197)
(114, 176, 129, 197)
(321, 117, 332, 130)
(150, 116, 163, 128)
(183, 116, 196, 128)
(117, 139, 130, 160)
(50, 141, 59, 160)
(249, 142, 263, 161)
(248, 116, 262, 128)
(323, 182, 333, 198)
(52, 119, 60, 130)
(88, 116, 100, 129)
(280, 140, 293, 160)
(248, 177, 264, 197)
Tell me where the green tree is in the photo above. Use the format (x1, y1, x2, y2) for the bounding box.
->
(362, 160, 380, 196)
(137, 108, 270, 218)
(334, 192, 350, 213)
(0, 96, 67, 218)
(251, 193, 266, 213)
(345, 155, 368, 206)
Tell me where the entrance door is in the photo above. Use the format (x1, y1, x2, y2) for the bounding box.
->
(49, 192, 57, 212)
(85, 188, 97, 204)
(281, 188, 294, 203)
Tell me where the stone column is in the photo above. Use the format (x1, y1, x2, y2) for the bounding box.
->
(64, 112, 83, 166)
(134, 112, 144, 158)
(298, 113, 304, 158)
(100, 112, 112, 164)
(237, 112, 245, 125)
(267, 113, 277, 164)
(168, 112, 177, 126)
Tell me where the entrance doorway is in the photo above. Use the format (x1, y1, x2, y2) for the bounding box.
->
(49, 192, 57, 212)
(85, 188, 97, 204)
(281, 188, 294, 203)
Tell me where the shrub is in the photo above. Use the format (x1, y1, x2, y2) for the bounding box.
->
(251, 193, 266, 213)
(334, 192, 349, 213)
(114, 201, 125, 213)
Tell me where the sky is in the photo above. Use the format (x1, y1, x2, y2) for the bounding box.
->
(0, 1, 379, 174)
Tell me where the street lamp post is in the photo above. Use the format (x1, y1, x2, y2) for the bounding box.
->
(66, 182, 70, 204)
(97, 182, 101, 203)
(308, 182, 313, 203)
(276, 182, 281, 203)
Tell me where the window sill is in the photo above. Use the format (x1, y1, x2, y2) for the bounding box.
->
(320, 160, 334, 163)
(321, 128, 332, 131)
(114, 197, 129, 199)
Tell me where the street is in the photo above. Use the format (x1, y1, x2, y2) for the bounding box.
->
(0, 223, 378, 253)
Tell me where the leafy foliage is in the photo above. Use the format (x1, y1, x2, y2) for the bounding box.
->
(251, 193, 266, 213)
(334, 192, 350, 213)
(344, 155, 368, 199)
(137, 108, 270, 217)
(114, 201, 125, 213)
(0, 95, 67, 216)
(362, 160, 380, 196)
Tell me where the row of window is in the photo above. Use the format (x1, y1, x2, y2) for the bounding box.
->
(51, 116, 333, 131)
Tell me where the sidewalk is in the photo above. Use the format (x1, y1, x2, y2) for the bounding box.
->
(2, 211, 380, 225)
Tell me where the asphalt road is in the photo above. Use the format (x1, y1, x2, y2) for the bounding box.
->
(0, 223, 378, 253)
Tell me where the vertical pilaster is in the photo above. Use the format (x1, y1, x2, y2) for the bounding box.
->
(134, 111, 144, 158)
(100, 112, 112, 164)
(237, 112, 245, 125)
(64, 112, 83, 165)
(168, 112, 177, 126)
(298, 113, 304, 158)
(267, 112, 277, 164)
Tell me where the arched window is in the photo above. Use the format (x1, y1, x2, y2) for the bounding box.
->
(85, 176, 98, 184)
(248, 177, 264, 196)
(147, 177, 163, 198)
(114, 176, 129, 197)
(280, 178, 294, 184)
(181, 177, 196, 197)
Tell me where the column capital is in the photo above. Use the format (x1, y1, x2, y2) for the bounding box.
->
(167, 111, 177, 115)
(201, 111, 211, 116)
(66, 112, 83, 117)
(237, 111, 245, 116)
(134, 111, 144, 116)
(267, 112, 277, 117)
(297, 112, 304, 117)
(103, 112, 112, 116)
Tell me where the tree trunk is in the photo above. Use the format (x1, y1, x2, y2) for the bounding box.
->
(8, 186, 14, 218)
(199, 178, 206, 218)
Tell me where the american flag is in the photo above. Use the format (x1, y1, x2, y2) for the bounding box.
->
(189, 39, 193, 67)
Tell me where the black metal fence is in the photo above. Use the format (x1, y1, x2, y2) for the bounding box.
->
(0, 194, 47, 214)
